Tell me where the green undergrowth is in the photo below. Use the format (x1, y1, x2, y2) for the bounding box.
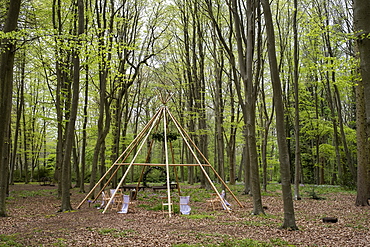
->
(301, 184, 355, 196)
(0, 234, 23, 247)
(10, 188, 56, 199)
(183, 214, 215, 220)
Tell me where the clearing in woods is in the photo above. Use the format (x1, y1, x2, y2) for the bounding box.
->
(0, 183, 369, 246)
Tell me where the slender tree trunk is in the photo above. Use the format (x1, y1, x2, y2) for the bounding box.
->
(212, 32, 225, 183)
(323, 9, 341, 183)
(293, 0, 301, 200)
(53, 0, 69, 197)
(260, 85, 273, 192)
(79, 65, 89, 193)
(89, 0, 112, 195)
(73, 138, 80, 188)
(181, 2, 195, 185)
(59, 0, 84, 212)
(232, 0, 264, 215)
(0, 0, 22, 217)
(334, 85, 356, 184)
(228, 84, 238, 185)
(22, 105, 29, 183)
(261, 0, 298, 229)
(10, 53, 25, 185)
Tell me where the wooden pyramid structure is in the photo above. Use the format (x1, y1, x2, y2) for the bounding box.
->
(77, 94, 243, 216)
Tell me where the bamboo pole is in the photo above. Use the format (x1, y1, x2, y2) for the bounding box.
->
(163, 107, 172, 217)
(167, 108, 244, 208)
(76, 108, 163, 209)
(166, 107, 230, 212)
(102, 107, 164, 213)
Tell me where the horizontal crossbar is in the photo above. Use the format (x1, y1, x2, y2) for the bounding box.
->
(114, 163, 210, 167)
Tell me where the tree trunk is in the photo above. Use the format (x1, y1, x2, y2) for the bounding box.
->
(227, 82, 237, 185)
(0, 0, 22, 217)
(293, 0, 301, 200)
(334, 84, 356, 185)
(10, 52, 25, 185)
(261, 0, 298, 229)
(73, 138, 80, 188)
(355, 79, 370, 206)
(322, 7, 342, 183)
(354, 0, 370, 123)
(212, 29, 225, 183)
(59, 0, 84, 212)
(354, 0, 370, 206)
(79, 65, 89, 193)
(88, 0, 113, 195)
(22, 103, 29, 183)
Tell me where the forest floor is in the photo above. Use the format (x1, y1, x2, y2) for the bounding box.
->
(0, 183, 369, 246)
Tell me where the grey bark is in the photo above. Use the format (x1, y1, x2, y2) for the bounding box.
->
(260, 0, 298, 229)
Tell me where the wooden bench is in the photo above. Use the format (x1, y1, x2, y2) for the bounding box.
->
(121, 184, 146, 191)
(152, 184, 178, 191)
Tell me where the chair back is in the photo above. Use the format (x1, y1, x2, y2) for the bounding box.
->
(179, 196, 191, 215)
(180, 196, 190, 204)
(123, 194, 130, 203)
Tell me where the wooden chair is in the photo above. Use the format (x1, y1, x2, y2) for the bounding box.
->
(206, 194, 222, 211)
(111, 189, 123, 210)
(206, 191, 231, 211)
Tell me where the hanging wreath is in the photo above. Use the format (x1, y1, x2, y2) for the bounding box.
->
(152, 132, 179, 142)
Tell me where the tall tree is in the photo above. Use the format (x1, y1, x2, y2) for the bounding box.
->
(292, 0, 301, 200)
(231, 0, 264, 215)
(354, 0, 370, 206)
(0, 0, 22, 217)
(88, 0, 113, 195)
(59, 0, 84, 212)
(261, 0, 298, 229)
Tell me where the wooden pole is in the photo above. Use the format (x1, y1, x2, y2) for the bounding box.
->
(76, 108, 163, 209)
(163, 107, 172, 217)
(168, 108, 244, 208)
(166, 108, 230, 212)
(102, 107, 164, 213)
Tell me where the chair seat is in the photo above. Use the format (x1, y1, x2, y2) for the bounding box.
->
(206, 197, 222, 211)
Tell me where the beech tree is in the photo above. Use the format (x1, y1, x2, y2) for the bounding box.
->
(354, 0, 370, 206)
(261, 0, 298, 229)
(0, 0, 22, 217)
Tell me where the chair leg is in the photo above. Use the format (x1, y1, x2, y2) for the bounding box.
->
(162, 203, 173, 217)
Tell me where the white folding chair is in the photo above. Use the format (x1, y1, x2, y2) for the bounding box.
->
(179, 196, 191, 215)
(118, 195, 130, 214)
